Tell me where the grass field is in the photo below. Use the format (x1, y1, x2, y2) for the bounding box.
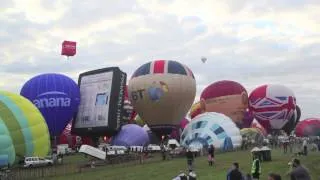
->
(46, 149, 319, 180)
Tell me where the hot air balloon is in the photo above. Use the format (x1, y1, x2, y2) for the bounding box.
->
(112, 124, 149, 146)
(295, 118, 320, 137)
(180, 112, 242, 151)
(61, 40, 77, 59)
(190, 101, 202, 119)
(0, 91, 50, 163)
(248, 84, 296, 132)
(200, 80, 248, 125)
(128, 60, 196, 138)
(0, 119, 15, 166)
(20, 73, 80, 137)
(201, 57, 207, 63)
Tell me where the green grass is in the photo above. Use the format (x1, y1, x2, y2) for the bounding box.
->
(45, 149, 319, 180)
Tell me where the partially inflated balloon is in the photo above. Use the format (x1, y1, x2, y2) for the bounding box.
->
(0, 91, 50, 161)
(0, 118, 15, 166)
(180, 112, 242, 150)
(20, 73, 80, 136)
(112, 124, 149, 146)
(129, 60, 196, 137)
(200, 80, 248, 125)
(295, 118, 320, 137)
(249, 84, 295, 131)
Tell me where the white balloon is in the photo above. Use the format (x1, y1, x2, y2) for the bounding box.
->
(180, 112, 242, 150)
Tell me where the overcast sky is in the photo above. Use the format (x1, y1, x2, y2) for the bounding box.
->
(1, 0, 319, 120)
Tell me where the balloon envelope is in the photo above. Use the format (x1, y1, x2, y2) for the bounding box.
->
(128, 60, 196, 136)
(20, 73, 80, 136)
(295, 118, 320, 137)
(180, 112, 242, 150)
(112, 124, 149, 146)
(200, 80, 248, 125)
(248, 84, 295, 131)
(0, 118, 15, 166)
(0, 91, 50, 162)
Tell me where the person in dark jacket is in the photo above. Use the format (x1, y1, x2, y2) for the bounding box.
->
(227, 162, 244, 180)
(207, 145, 215, 166)
(287, 159, 311, 180)
(186, 149, 194, 172)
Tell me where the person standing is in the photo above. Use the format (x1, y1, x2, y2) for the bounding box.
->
(207, 145, 215, 166)
(186, 149, 194, 172)
(287, 159, 311, 180)
(302, 139, 308, 156)
(227, 162, 244, 180)
(251, 155, 261, 180)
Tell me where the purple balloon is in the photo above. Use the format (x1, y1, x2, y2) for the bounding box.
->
(112, 124, 149, 146)
(20, 73, 80, 136)
(242, 110, 254, 128)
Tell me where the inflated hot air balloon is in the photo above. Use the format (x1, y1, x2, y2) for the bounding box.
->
(295, 118, 320, 137)
(128, 60, 196, 137)
(180, 112, 242, 151)
(190, 101, 202, 119)
(240, 128, 265, 144)
(248, 84, 295, 132)
(0, 119, 15, 166)
(200, 80, 248, 125)
(201, 57, 207, 63)
(61, 40, 77, 59)
(0, 91, 50, 163)
(20, 73, 80, 136)
(112, 124, 149, 146)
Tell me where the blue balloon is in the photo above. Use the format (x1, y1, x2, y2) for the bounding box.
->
(20, 73, 80, 136)
(112, 124, 149, 146)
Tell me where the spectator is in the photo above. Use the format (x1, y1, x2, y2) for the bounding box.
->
(287, 159, 311, 180)
(207, 144, 215, 166)
(186, 149, 194, 172)
(251, 154, 261, 180)
(268, 173, 282, 180)
(302, 139, 308, 156)
(227, 162, 244, 180)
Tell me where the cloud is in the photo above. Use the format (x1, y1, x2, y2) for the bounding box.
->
(0, 0, 319, 120)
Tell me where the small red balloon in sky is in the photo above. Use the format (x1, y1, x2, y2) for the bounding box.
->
(61, 41, 77, 57)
